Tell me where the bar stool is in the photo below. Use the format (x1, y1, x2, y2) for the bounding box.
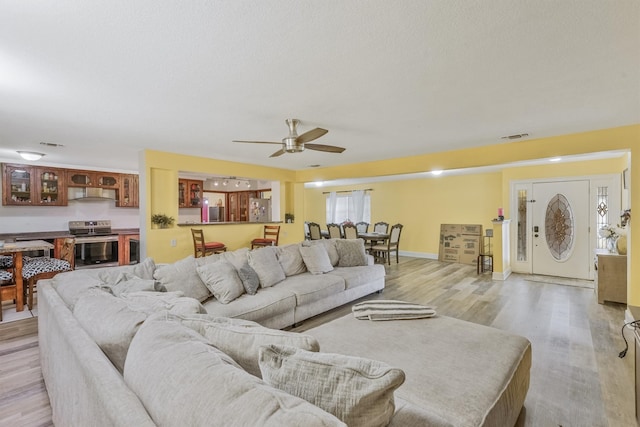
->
(477, 231, 493, 274)
(191, 229, 227, 258)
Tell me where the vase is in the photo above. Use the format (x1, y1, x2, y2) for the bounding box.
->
(616, 235, 627, 255)
(607, 238, 617, 253)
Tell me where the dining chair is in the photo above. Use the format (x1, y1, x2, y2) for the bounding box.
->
(307, 222, 323, 240)
(373, 221, 389, 234)
(343, 224, 358, 239)
(22, 238, 76, 310)
(192, 229, 227, 258)
(371, 224, 403, 265)
(251, 225, 281, 249)
(355, 222, 369, 234)
(327, 223, 342, 239)
(0, 263, 15, 321)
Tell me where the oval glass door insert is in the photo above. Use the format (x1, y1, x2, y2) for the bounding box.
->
(545, 193, 574, 261)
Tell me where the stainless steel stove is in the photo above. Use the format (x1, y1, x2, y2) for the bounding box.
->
(69, 220, 119, 267)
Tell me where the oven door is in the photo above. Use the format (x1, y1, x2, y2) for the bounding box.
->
(74, 235, 119, 269)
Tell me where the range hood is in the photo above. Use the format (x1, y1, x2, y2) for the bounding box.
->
(68, 187, 117, 201)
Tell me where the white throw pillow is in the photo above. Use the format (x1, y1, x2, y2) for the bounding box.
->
(259, 345, 405, 427)
(153, 255, 211, 302)
(276, 244, 307, 276)
(335, 239, 368, 267)
(248, 246, 286, 288)
(196, 259, 245, 304)
(299, 244, 334, 275)
(302, 239, 340, 266)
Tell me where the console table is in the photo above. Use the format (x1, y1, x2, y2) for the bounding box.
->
(594, 249, 627, 304)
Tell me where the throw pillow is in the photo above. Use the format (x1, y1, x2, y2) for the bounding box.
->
(302, 238, 339, 266)
(51, 272, 112, 309)
(335, 239, 368, 267)
(73, 291, 147, 373)
(109, 272, 162, 297)
(119, 291, 207, 315)
(222, 247, 250, 270)
(124, 314, 343, 427)
(153, 255, 211, 302)
(247, 246, 286, 288)
(201, 317, 320, 378)
(276, 244, 307, 276)
(236, 262, 260, 295)
(259, 345, 405, 427)
(93, 257, 156, 284)
(299, 244, 334, 275)
(196, 259, 245, 304)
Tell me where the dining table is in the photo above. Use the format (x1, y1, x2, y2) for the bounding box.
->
(0, 239, 54, 312)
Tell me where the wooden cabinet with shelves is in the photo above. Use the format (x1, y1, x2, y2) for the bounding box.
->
(595, 250, 627, 304)
(2, 164, 67, 206)
(227, 191, 257, 222)
(67, 170, 119, 188)
(118, 174, 138, 207)
(178, 179, 203, 208)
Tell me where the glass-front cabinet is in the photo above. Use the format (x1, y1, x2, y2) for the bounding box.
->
(3, 164, 33, 205)
(118, 174, 138, 207)
(35, 167, 66, 205)
(178, 179, 203, 208)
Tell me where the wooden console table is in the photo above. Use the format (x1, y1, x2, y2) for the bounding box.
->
(594, 249, 626, 304)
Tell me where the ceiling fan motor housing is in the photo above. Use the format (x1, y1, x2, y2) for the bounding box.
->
(283, 137, 304, 153)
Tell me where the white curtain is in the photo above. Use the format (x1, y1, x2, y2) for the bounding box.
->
(328, 191, 338, 223)
(352, 190, 365, 223)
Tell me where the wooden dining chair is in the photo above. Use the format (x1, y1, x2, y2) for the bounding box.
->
(22, 238, 75, 310)
(327, 223, 342, 239)
(355, 222, 369, 234)
(251, 225, 281, 249)
(307, 222, 322, 240)
(192, 229, 227, 258)
(343, 224, 359, 239)
(0, 259, 15, 321)
(371, 224, 403, 265)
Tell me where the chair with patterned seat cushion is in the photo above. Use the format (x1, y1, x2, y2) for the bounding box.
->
(0, 255, 13, 269)
(22, 238, 75, 310)
(0, 269, 15, 321)
(371, 224, 403, 265)
(251, 225, 280, 249)
(192, 229, 227, 258)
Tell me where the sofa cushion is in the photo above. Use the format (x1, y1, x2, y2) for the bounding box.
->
(259, 344, 405, 427)
(196, 259, 245, 304)
(203, 285, 296, 324)
(220, 247, 250, 270)
(153, 255, 211, 302)
(335, 239, 368, 267)
(277, 244, 307, 276)
(73, 291, 147, 373)
(302, 239, 339, 266)
(93, 257, 157, 283)
(163, 313, 320, 378)
(300, 244, 334, 275)
(109, 273, 163, 297)
(51, 271, 112, 309)
(248, 246, 286, 288)
(118, 291, 206, 315)
(280, 273, 345, 306)
(328, 264, 386, 290)
(124, 315, 344, 427)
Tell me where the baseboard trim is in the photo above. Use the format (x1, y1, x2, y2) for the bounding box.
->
(398, 251, 438, 259)
(492, 267, 512, 281)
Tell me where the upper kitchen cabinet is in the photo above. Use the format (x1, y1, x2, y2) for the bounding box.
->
(2, 163, 67, 206)
(118, 174, 139, 207)
(67, 170, 119, 188)
(178, 179, 203, 208)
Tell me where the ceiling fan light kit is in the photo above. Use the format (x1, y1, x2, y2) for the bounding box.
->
(233, 118, 345, 158)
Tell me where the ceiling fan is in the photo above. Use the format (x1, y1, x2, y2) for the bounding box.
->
(233, 119, 345, 157)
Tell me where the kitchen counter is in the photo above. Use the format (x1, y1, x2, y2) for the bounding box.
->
(0, 228, 140, 242)
(177, 221, 282, 226)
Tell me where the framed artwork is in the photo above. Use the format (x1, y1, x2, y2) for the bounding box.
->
(623, 168, 630, 189)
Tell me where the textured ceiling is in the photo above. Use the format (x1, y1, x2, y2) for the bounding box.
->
(0, 1, 638, 173)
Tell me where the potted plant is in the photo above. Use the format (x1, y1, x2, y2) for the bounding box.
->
(285, 213, 295, 223)
(151, 214, 175, 229)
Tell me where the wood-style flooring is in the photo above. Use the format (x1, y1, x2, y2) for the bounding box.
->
(0, 257, 635, 427)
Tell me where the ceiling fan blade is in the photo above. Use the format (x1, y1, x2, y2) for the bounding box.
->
(304, 143, 345, 153)
(270, 148, 286, 157)
(233, 140, 282, 145)
(296, 128, 328, 144)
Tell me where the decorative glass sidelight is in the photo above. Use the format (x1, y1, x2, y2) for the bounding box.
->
(517, 189, 528, 261)
(596, 186, 609, 250)
(545, 194, 575, 261)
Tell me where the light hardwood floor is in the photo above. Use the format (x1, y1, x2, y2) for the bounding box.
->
(0, 257, 635, 427)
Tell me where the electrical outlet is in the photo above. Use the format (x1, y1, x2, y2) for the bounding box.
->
(170, 239, 177, 247)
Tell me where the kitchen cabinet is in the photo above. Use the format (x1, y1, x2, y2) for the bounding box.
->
(67, 170, 119, 188)
(178, 179, 203, 208)
(2, 163, 67, 206)
(118, 174, 138, 207)
(227, 191, 257, 222)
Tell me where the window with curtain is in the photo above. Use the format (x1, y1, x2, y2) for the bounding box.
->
(326, 193, 371, 224)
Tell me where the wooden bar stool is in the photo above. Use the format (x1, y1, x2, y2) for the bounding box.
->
(477, 232, 493, 274)
(191, 229, 227, 258)
(251, 225, 280, 249)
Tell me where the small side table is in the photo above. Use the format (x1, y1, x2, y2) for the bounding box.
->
(477, 234, 493, 274)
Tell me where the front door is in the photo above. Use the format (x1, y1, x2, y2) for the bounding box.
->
(531, 180, 591, 279)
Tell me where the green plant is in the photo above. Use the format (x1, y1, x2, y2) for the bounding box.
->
(151, 213, 175, 228)
(285, 213, 294, 223)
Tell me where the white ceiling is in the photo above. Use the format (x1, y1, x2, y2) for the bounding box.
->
(0, 1, 638, 173)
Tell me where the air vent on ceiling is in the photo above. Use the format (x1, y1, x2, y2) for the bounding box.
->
(40, 142, 64, 147)
(500, 133, 529, 140)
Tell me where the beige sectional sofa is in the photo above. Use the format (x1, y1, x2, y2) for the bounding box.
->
(38, 239, 531, 426)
